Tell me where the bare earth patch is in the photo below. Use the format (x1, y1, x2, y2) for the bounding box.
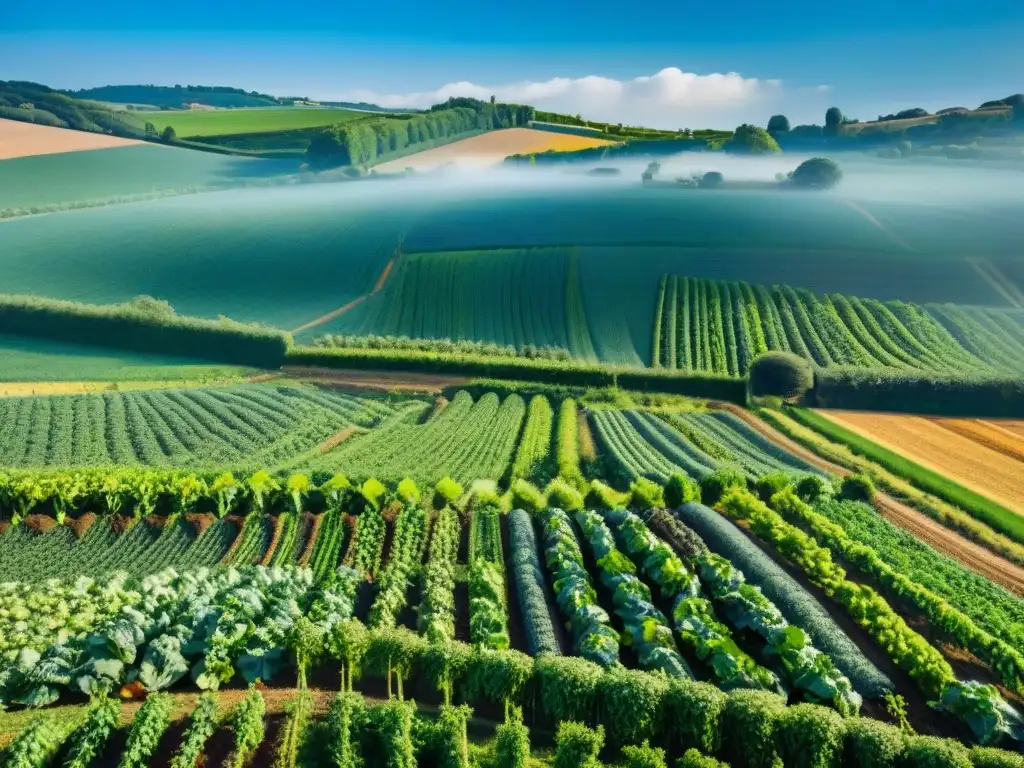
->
(819, 409, 1024, 515)
(374, 127, 615, 171)
(284, 366, 469, 394)
(0, 118, 143, 159)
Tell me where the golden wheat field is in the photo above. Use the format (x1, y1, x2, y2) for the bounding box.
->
(819, 410, 1024, 514)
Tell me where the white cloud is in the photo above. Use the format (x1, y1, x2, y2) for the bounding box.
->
(328, 67, 818, 129)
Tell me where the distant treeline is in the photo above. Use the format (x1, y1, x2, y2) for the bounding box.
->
(0, 80, 144, 138)
(307, 98, 535, 166)
(532, 109, 721, 141)
(0, 294, 290, 368)
(65, 84, 284, 109)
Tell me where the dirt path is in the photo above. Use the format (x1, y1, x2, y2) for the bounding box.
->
(290, 245, 402, 335)
(284, 367, 469, 394)
(316, 425, 361, 453)
(716, 404, 1024, 596)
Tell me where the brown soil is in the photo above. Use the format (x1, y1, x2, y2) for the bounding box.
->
(66, 512, 98, 539)
(220, 516, 248, 564)
(373, 253, 399, 292)
(316, 425, 360, 453)
(23, 514, 57, 533)
(0, 521, 7, 536)
(110, 514, 135, 534)
(246, 372, 285, 384)
(0, 117, 143, 159)
(298, 512, 323, 566)
(819, 409, 1024, 513)
(184, 512, 216, 537)
(145, 514, 170, 530)
(260, 515, 285, 566)
(932, 418, 1024, 463)
(341, 515, 359, 567)
(719, 404, 1024, 596)
(283, 367, 470, 395)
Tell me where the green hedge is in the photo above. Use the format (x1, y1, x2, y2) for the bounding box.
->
(0, 294, 289, 368)
(287, 346, 749, 402)
(786, 407, 1024, 545)
(813, 368, 1024, 417)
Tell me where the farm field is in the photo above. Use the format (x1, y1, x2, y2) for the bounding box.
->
(817, 409, 1024, 514)
(650, 273, 1024, 374)
(374, 127, 615, 170)
(0, 383, 396, 471)
(0, 144, 300, 213)
(0, 184, 420, 330)
(2, 386, 1024, 762)
(0, 117, 141, 159)
(140, 106, 370, 138)
(0, 334, 251, 384)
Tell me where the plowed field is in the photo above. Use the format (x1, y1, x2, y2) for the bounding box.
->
(0, 118, 142, 159)
(819, 410, 1024, 514)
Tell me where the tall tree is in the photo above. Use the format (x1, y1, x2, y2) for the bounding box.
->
(824, 107, 844, 137)
(767, 114, 790, 136)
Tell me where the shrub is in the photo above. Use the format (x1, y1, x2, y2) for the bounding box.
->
(678, 749, 729, 768)
(510, 479, 545, 514)
(843, 718, 905, 768)
(724, 124, 781, 154)
(788, 157, 843, 189)
(396, 478, 420, 505)
(755, 472, 792, 502)
(630, 477, 665, 510)
(838, 473, 875, 502)
(553, 722, 604, 768)
(434, 477, 464, 510)
(699, 172, 724, 188)
(664, 473, 700, 509)
(749, 352, 813, 399)
(663, 680, 726, 755)
(622, 740, 668, 768)
(796, 475, 828, 503)
(700, 467, 747, 506)
(902, 736, 972, 768)
(971, 747, 1024, 768)
(536, 655, 602, 723)
(434, 704, 472, 768)
(586, 479, 631, 510)
(720, 690, 786, 768)
(545, 477, 585, 512)
(773, 704, 846, 768)
(493, 706, 530, 768)
(598, 666, 669, 747)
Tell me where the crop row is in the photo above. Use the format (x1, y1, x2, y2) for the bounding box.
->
(509, 394, 555, 484)
(651, 274, 1024, 375)
(591, 409, 819, 487)
(0, 384, 394, 471)
(311, 391, 526, 483)
(469, 497, 510, 650)
(348, 248, 578, 355)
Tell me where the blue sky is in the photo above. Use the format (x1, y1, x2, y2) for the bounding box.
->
(2, 0, 1022, 128)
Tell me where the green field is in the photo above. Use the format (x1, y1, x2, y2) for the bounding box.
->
(0, 145, 300, 213)
(0, 334, 250, 383)
(142, 106, 371, 137)
(649, 273, 1024, 374)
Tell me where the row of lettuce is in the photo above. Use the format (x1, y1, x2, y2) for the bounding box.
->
(2, 466, 1023, 747)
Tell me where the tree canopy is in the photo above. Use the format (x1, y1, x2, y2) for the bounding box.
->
(766, 114, 790, 135)
(787, 157, 843, 190)
(749, 352, 813, 399)
(824, 107, 843, 136)
(722, 124, 781, 155)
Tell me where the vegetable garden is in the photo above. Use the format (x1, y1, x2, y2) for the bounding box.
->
(2, 383, 1024, 766)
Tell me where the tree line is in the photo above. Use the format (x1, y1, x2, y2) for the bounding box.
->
(307, 98, 535, 166)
